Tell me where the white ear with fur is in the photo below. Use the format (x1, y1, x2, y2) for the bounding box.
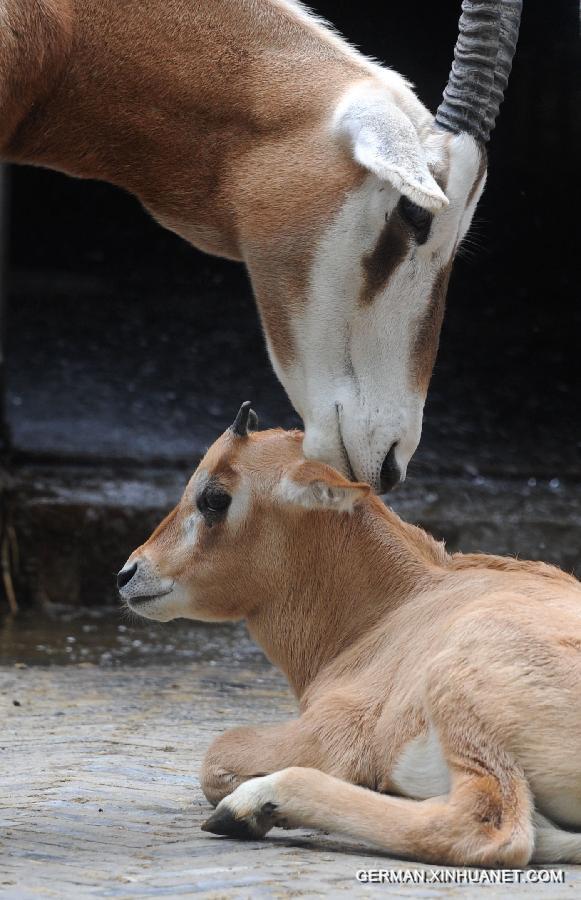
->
(333, 83, 448, 212)
(280, 462, 370, 512)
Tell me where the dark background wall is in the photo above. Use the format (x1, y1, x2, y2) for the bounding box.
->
(4, 0, 579, 480)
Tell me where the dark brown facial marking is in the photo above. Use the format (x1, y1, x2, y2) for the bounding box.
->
(359, 213, 410, 306)
(466, 146, 488, 210)
(410, 262, 453, 393)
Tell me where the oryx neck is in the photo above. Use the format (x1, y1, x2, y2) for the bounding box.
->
(246, 499, 444, 698)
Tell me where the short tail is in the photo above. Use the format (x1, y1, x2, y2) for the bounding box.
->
(533, 812, 581, 864)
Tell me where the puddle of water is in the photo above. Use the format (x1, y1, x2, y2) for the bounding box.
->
(0, 605, 266, 668)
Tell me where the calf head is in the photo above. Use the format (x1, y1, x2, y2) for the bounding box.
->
(117, 402, 369, 622)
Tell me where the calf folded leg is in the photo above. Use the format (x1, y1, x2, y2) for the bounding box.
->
(201, 719, 318, 806)
(202, 636, 543, 864)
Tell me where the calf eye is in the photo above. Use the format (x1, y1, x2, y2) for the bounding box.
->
(397, 196, 433, 244)
(197, 484, 231, 523)
(206, 491, 230, 512)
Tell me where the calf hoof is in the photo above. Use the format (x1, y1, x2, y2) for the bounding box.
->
(201, 774, 284, 840)
(202, 800, 277, 840)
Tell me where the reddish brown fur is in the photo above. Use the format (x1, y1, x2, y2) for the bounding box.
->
(0, 0, 72, 145)
(1, 0, 368, 367)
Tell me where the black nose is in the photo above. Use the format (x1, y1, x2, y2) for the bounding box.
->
(117, 562, 137, 589)
(379, 443, 401, 493)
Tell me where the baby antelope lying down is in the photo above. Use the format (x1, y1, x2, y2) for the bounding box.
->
(118, 403, 581, 867)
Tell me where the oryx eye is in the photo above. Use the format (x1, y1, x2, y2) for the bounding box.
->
(397, 196, 433, 244)
(197, 483, 231, 523)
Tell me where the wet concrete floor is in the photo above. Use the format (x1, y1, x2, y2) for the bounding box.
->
(0, 608, 266, 669)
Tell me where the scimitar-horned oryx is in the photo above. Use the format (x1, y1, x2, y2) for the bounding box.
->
(118, 402, 581, 868)
(0, 1, 521, 490)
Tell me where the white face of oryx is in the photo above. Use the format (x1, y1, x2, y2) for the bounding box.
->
(264, 81, 486, 492)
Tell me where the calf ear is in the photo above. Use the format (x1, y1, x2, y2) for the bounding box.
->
(281, 461, 370, 512)
(334, 83, 448, 212)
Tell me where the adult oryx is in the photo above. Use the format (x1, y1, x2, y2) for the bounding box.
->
(0, 0, 521, 490)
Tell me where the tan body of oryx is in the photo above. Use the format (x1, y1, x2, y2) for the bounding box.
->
(0, 0, 521, 491)
(118, 406, 581, 867)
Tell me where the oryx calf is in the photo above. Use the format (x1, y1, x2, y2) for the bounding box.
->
(0, 0, 521, 490)
(118, 403, 581, 867)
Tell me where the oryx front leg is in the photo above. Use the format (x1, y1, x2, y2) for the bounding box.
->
(202, 761, 534, 867)
(200, 720, 315, 807)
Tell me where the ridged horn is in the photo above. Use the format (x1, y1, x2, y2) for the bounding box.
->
(435, 0, 522, 143)
(230, 401, 259, 437)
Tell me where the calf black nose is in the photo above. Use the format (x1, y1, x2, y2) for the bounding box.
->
(117, 562, 138, 589)
(379, 443, 401, 493)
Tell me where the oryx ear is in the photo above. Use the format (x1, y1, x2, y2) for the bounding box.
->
(334, 84, 448, 212)
(280, 461, 370, 512)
